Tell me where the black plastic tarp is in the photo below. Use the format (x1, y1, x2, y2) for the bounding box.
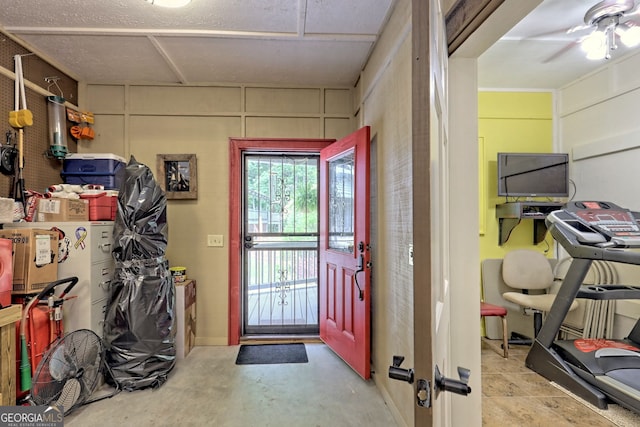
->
(112, 156, 168, 261)
(104, 156, 175, 391)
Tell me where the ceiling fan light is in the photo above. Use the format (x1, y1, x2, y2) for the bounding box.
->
(145, 0, 191, 7)
(585, 47, 608, 60)
(581, 31, 607, 59)
(620, 26, 640, 47)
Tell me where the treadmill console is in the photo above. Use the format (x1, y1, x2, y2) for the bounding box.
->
(547, 201, 640, 247)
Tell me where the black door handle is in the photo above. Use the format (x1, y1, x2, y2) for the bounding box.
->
(388, 355, 414, 383)
(434, 365, 471, 397)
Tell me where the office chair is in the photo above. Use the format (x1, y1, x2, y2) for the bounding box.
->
(501, 249, 578, 346)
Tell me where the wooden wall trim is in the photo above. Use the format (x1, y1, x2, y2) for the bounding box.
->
(412, 0, 433, 424)
(445, 0, 505, 55)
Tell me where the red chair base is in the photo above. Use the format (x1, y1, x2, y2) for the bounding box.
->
(481, 302, 508, 358)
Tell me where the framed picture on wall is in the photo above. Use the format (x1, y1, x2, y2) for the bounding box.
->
(156, 154, 197, 200)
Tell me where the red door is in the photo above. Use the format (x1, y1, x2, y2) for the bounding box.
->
(319, 126, 371, 379)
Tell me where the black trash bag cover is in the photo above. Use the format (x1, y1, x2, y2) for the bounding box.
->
(104, 156, 175, 391)
(104, 259, 176, 391)
(112, 156, 168, 261)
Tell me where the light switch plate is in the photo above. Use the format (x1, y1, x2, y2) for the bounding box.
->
(207, 234, 224, 247)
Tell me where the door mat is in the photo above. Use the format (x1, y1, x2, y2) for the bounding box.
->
(235, 343, 308, 365)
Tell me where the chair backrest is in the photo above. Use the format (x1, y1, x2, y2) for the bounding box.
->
(502, 249, 554, 291)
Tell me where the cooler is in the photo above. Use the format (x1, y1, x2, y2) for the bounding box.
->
(61, 153, 126, 190)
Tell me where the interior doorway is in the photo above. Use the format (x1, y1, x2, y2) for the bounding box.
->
(241, 153, 320, 335)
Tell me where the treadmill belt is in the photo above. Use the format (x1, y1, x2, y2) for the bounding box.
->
(554, 339, 640, 376)
(607, 369, 640, 390)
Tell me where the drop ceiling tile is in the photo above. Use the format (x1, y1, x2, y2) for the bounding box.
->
(1, 0, 299, 33)
(159, 36, 371, 86)
(305, 0, 394, 34)
(18, 34, 179, 83)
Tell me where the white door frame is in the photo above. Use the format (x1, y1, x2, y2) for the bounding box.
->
(444, 2, 543, 426)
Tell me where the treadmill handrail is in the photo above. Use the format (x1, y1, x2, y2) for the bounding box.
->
(577, 284, 640, 300)
(549, 221, 640, 265)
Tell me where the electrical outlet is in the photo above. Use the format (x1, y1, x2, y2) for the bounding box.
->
(409, 244, 414, 266)
(207, 234, 224, 247)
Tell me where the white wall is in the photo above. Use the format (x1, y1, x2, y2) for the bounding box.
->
(558, 50, 640, 336)
(449, 57, 482, 426)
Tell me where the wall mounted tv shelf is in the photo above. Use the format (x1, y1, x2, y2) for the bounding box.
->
(496, 202, 564, 245)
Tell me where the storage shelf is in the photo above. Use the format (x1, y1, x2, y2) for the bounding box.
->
(496, 202, 563, 245)
(0, 305, 21, 406)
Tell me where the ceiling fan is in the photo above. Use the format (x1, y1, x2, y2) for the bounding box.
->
(545, 0, 640, 62)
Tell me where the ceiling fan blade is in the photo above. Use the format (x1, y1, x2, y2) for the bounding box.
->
(567, 23, 591, 34)
(542, 41, 579, 64)
(523, 26, 576, 40)
(627, 3, 640, 16)
(525, 23, 590, 41)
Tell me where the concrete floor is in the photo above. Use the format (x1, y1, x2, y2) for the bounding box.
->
(65, 343, 399, 427)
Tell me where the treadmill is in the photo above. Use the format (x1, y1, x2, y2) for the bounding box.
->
(527, 201, 640, 414)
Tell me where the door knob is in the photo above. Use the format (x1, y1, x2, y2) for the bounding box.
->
(388, 355, 414, 384)
(434, 365, 471, 397)
(388, 356, 431, 407)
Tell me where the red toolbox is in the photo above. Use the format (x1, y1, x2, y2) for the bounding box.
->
(80, 190, 118, 220)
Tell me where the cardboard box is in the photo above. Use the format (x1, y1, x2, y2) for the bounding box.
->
(175, 279, 196, 359)
(0, 229, 58, 293)
(37, 198, 89, 222)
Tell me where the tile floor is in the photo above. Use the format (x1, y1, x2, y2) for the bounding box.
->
(481, 338, 639, 426)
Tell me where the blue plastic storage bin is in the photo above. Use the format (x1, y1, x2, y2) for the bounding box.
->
(61, 153, 126, 190)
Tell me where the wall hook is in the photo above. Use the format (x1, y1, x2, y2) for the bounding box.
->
(44, 76, 63, 98)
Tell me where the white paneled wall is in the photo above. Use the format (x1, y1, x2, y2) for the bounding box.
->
(558, 50, 640, 336)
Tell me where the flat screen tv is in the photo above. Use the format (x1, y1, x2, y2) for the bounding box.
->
(497, 152, 569, 198)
